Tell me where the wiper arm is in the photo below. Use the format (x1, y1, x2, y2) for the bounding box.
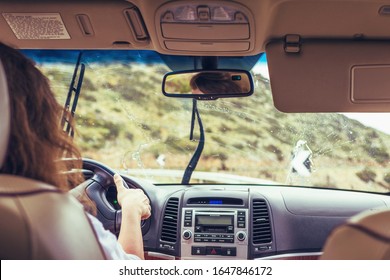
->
(61, 51, 85, 138)
(182, 99, 205, 184)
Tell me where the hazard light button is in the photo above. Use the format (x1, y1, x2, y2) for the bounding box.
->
(206, 246, 222, 255)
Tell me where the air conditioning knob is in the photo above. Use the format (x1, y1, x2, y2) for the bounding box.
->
(182, 230, 192, 240)
(236, 231, 247, 241)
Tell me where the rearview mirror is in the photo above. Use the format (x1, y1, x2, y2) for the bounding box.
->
(162, 70, 254, 100)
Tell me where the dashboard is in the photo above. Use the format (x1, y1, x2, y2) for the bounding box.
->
(80, 160, 390, 260)
(142, 185, 390, 260)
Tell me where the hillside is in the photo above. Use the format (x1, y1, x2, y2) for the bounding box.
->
(40, 63, 390, 192)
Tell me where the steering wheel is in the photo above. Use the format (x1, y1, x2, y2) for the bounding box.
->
(80, 158, 151, 235)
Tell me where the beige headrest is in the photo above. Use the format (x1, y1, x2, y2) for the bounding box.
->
(321, 208, 390, 259)
(0, 61, 10, 169)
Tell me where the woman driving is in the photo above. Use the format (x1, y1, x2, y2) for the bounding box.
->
(0, 41, 151, 260)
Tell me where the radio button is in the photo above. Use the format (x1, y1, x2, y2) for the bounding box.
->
(238, 222, 246, 228)
(221, 247, 237, 256)
(238, 216, 245, 222)
(185, 216, 192, 220)
(184, 221, 192, 227)
(192, 246, 206, 255)
(194, 238, 202, 242)
(238, 211, 246, 216)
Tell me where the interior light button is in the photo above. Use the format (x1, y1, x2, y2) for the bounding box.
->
(197, 6, 210, 21)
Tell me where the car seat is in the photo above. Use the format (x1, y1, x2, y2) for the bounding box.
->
(321, 208, 390, 259)
(0, 60, 105, 259)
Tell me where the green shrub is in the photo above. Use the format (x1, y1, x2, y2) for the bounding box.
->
(384, 173, 390, 184)
(265, 144, 284, 161)
(356, 168, 376, 183)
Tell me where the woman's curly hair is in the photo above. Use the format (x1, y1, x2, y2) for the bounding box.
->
(0, 41, 83, 192)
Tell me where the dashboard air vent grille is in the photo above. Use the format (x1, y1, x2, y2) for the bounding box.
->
(160, 197, 179, 243)
(252, 199, 272, 244)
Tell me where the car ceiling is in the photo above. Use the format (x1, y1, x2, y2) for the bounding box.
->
(1, 0, 390, 113)
(0, 0, 388, 54)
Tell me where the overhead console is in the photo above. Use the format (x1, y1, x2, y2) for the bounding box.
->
(154, 1, 255, 55)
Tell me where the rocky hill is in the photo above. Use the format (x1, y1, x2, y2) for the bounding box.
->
(40, 62, 390, 193)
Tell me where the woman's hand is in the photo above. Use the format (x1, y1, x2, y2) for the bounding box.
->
(113, 173, 151, 259)
(113, 173, 151, 220)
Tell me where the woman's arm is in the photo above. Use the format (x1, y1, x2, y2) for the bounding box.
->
(113, 174, 151, 259)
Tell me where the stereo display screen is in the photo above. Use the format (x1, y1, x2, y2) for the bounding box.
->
(196, 215, 233, 226)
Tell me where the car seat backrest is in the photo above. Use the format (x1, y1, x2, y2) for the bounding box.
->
(321, 208, 390, 260)
(0, 60, 106, 259)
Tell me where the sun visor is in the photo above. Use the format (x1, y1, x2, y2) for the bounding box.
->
(266, 39, 390, 112)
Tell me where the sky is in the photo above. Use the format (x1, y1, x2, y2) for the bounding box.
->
(343, 113, 390, 135)
(252, 59, 390, 136)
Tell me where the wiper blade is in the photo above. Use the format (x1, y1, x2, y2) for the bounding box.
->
(61, 51, 85, 138)
(182, 99, 205, 184)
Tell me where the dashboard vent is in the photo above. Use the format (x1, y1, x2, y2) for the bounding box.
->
(160, 197, 179, 243)
(252, 199, 272, 244)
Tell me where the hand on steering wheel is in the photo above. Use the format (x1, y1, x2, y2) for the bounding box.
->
(113, 173, 151, 220)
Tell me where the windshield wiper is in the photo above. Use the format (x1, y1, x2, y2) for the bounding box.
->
(181, 99, 205, 184)
(61, 51, 85, 138)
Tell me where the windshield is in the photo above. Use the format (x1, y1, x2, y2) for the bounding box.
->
(24, 50, 390, 193)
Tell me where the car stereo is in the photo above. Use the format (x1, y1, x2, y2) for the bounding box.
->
(181, 208, 248, 259)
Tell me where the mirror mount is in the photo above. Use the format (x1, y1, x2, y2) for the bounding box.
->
(201, 56, 218, 70)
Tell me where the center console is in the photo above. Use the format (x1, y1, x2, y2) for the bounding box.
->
(180, 194, 249, 259)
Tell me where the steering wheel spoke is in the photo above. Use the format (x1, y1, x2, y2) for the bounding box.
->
(80, 158, 150, 235)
